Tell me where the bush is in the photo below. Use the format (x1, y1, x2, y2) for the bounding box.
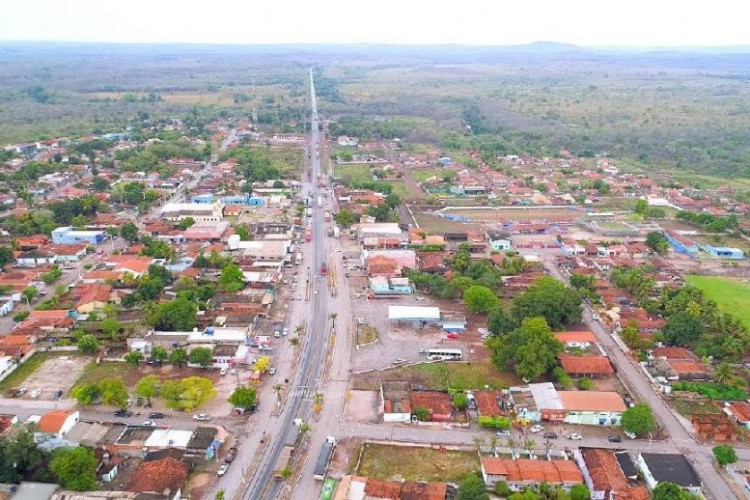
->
(713, 445, 738, 466)
(578, 378, 593, 390)
(671, 381, 747, 400)
(478, 415, 511, 430)
(12, 310, 29, 322)
(453, 393, 469, 410)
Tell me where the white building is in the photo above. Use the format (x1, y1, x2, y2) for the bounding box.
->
(161, 201, 222, 222)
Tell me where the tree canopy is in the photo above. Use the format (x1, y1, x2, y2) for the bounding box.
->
(147, 297, 198, 331)
(229, 386, 257, 409)
(512, 276, 581, 329)
(189, 347, 213, 368)
(50, 447, 98, 491)
(463, 285, 499, 314)
(487, 316, 562, 381)
(662, 311, 704, 347)
(218, 264, 245, 293)
(621, 403, 656, 436)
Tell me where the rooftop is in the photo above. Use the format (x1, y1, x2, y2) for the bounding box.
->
(559, 391, 627, 412)
(559, 354, 614, 375)
(726, 401, 750, 422)
(640, 453, 701, 488)
(481, 457, 582, 484)
(410, 391, 453, 415)
(554, 331, 596, 343)
(37, 410, 76, 434)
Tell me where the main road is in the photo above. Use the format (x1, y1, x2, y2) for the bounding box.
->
(243, 69, 330, 500)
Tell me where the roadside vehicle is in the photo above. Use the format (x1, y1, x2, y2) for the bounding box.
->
(217, 463, 229, 476)
(608, 435, 622, 442)
(567, 433, 583, 440)
(193, 413, 211, 421)
(530, 424, 544, 433)
(224, 447, 238, 463)
(148, 412, 165, 419)
(143, 421, 155, 427)
(320, 478, 336, 500)
(543, 432, 558, 439)
(496, 430, 511, 437)
(114, 409, 133, 417)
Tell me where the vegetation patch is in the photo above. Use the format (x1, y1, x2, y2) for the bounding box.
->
(685, 275, 750, 329)
(334, 164, 373, 185)
(672, 399, 722, 418)
(352, 361, 519, 391)
(671, 382, 747, 400)
(357, 443, 479, 482)
(356, 325, 378, 346)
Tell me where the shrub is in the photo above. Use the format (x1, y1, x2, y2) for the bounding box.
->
(671, 382, 746, 400)
(478, 415, 511, 430)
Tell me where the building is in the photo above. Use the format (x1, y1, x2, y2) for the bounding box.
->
(36, 410, 80, 440)
(368, 276, 413, 296)
(409, 391, 453, 422)
(637, 453, 702, 495)
(554, 331, 596, 349)
(664, 230, 698, 256)
(480, 457, 583, 491)
(579, 448, 649, 500)
(724, 401, 750, 429)
(380, 381, 411, 423)
(388, 306, 441, 326)
(51, 227, 106, 245)
(161, 201, 222, 222)
(559, 355, 614, 377)
(126, 453, 190, 500)
(700, 244, 744, 259)
(184, 426, 221, 463)
(487, 230, 512, 251)
(528, 383, 626, 426)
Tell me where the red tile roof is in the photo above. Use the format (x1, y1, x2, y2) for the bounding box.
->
(559, 391, 627, 412)
(669, 359, 709, 375)
(363, 478, 401, 499)
(37, 410, 75, 434)
(559, 354, 614, 375)
(554, 331, 596, 344)
(651, 347, 696, 360)
(727, 401, 750, 423)
(481, 457, 582, 484)
(127, 456, 189, 494)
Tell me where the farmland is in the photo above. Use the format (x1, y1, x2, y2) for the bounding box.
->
(685, 275, 750, 328)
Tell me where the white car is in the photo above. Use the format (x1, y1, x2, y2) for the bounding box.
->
(143, 421, 155, 427)
(274, 332, 281, 338)
(567, 433, 583, 440)
(282, 328, 288, 336)
(193, 414, 211, 422)
(217, 463, 229, 476)
(530, 424, 544, 433)
(30, 389, 41, 399)
(268, 367, 277, 375)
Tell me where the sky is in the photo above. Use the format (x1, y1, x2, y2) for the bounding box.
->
(2, 0, 750, 47)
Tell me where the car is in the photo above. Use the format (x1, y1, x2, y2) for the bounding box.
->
(274, 332, 281, 338)
(30, 389, 41, 399)
(608, 435, 622, 443)
(268, 367, 277, 375)
(148, 412, 165, 419)
(446, 333, 459, 339)
(282, 328, 288, 336)
(217, 463, 229, 476)
(220, 365, 229, 376)
(335, 248, 342, 253)
(193, 413, 211, 422)
(297, 295, 302, 300)
(624, 430, 637, 439)
(567, 433, 583, 440)
(53, 389, 64, 400)
(530, 424, 545, 433)
(496, 430, 511, 437)
(15, 387, 27, 397)
(283, 279, 289, 284)
(415, 296, 425, 301)
(392, 358, 406, 365)
(224, 447, 238, 463)
(114, 409, 133, 417)
(143, 421, 156, 427)
(543, 432, 558, 439)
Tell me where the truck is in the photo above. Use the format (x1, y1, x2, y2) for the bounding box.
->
(313, 436, 337, 481)
(320, 263, 327, 276)
(324, 211, 331, 223)
(295, 253, 303, 265)
(333, 226, 340, 238)
(273, 446, 295, 479)
(305, 225, 312, 242)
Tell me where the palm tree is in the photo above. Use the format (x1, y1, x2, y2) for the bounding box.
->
(505, 436, 517, 453)
(273, 383, 284, 402)
(522, 438, 535, 457)
(314, 391, 324, 406)
(295, 324, 305, 335)
(472, 436, 485, 453)
(215, 491, 225, 500)
(299, 421, 312, 439)
(715, 362, 733, 385)
(329, 313, 338, 329)
(489, 435, 499, 456)
(543, 438, 554, 455)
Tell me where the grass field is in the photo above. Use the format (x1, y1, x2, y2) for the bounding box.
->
(357, 443, 479, 482)
(0, 352, 60, 392)
(334, 164, 373, 184)
(411, 169, 446, 182)
(75, 361, 219, 389)
(686, 275, 750, 328)
(353, 361, 519, 391)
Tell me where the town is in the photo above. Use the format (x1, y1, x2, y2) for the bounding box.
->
(0, 45, 749, 500)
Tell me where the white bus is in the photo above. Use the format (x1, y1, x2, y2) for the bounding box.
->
(426, 349, 462, 361)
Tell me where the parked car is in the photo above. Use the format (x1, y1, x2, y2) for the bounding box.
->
(224, 447, 238, 463)
(392, 358, 406, 365)
(142, 421, 156, 427)
(567, 433, 583, 440)
(193, 413, 211, 421)
(274, 332, 281, 338)
(530, 424, 544, 433)
(446, 333, 459, 340)
(148, 412, 165, 419)
(543, 432, 558, 439)
(496, 430, 511, 437)
(220, 365, 229, 376)
(15, 387, 27, 397)
(53, 389, 64, 400)
(217, 463, 229, 476)
(608, 435, 622, 443)
(268, 367, 277, 375)
(114, 409, 133, 417)
(282, 328, 288, 336)
(30, 389, 41, 399)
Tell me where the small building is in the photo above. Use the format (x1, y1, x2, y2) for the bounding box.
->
(474, 390, 503, 417)
(554, 331, 596, 349)
(184, 426, 221, 463)
(664, 230, 698, 256)
(487, 230, 512, 251)
(11, 482, 59, 500)
(368, 276, 413, 296)
(161, 201, 223, 223)
(52, 227, 106, 245)
(388, 306, 441, 327)
(724, 401, 750, 430)
(36, 410, 80, 440)
(15, 249, 57, 267)
(480, 457, 583, 491)
(126, 453, 190, 500)
(410, 391, 453, 422)
(637, 453, 702, 495)
(700, 244, 744, 259)
(440, 312, 467, 333)
(559, 355, 614, 377)
(579, 448, 650, 500)
(380, 381, 412, 424)
(690, 413, 737, 442)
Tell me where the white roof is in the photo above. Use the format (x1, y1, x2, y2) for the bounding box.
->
(187, 327, 248, 343)
(144, 429, 193, 448)
(358, 223, 402, 235)
(388, 306, 440, 321)
(529, 382, 563, 410)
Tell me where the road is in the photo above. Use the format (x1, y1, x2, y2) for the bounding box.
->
(242, 69, 331, 500)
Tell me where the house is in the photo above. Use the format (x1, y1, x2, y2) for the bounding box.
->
(580, 448, 649, 500)
(74, 283, 113, 313)
(664, 231, 698, 256)
(637, 453, 702, 495)
(554, 331, 596, 349)
(529, 383, 626, 426)
(380, 381, 412, 423)
(11, 482, 59, 500)
(368, 276, 413, 296)
(36, 410, 79, 440)
(364, 250, 417, 277)
(409, 391, 453, 422)
(126, 453, 190, 500)
(161, 200, 222, 222)
(44, 243, 87, 262)
(474, 390, 503, 417)
(700, 244, 744, 259)
(559, 355, 614, 377)
(106, 255, 153, 277)
(724, 401, 750, 429)
(51, 227, 106, 245)
(184, 426, 221, 463)
(15, 249, 57, 267)
(480, 457, 583, 491)
(487, 230, 512, 251)
(690, 413, 737, 442)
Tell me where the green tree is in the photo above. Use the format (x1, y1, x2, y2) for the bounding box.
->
(50, 447, 98, 491)
(634, 199, 648, 215)
(487, 308, 517, 336)
(453, 393, 469, 410)
(457, 473, 489, 500)
(76, 334, 100, 354)
(0, 428, 46, 482)
(120, 222, 139, 242)
(333, 209, 358, 227)
(71, 383, 101, 405)
(713, 445, 738, 466)
(487, 317, 562, 381)
(169, 347, 188, 366)
(621, 403, 656, 436)
(124, 350, 144, 369)
(189, 347, 213, 368)
(463, 285, 500, 314)
(0, 246, 14, 269)
(21, 286, 38, 305)
(99, 378, 128, 408)
(714, 362, 733, 385)
(235, 225, 251, 241)
(413, 407, 430, 421)
(174, 376, 215, 410)
(652, 482, 695, 500)
(92, 176, 109, 191)
(569, 484, 590, 500)
(218, 264, 245, 292)
(662, 311, 704, 347)
(512, 277, 582, 329)
(621, 320, 642, 349)
(578, 378, 593, 390)
(101, 317, 121, 339)
(147, 297, 197, 331)
(12, 310, 29, 322)
(136, 374, 160, 406)
(646, 231, 669, 254)
(552, 366, 573, 389)
(493, 481, 512, 498)
(229, 385, 257, 410)
(150, 345, 168, 363)
(178, 217, 196, 230)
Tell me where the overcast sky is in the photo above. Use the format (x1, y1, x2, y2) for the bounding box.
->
(2, 0, 749, 46)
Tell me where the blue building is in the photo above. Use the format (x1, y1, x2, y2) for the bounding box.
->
(700, 245, 744, 259)
(664, 231, 698, 256)
(369, 276, 413, 296)
(191, 194, 214, 204)
(52, 227, 106, 245)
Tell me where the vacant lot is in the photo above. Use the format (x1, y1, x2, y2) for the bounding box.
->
(443, 207, 584, 223)
(334, 164, 373, 184)
(357, 443, 479, 482)
(685, 275, 750, 328)
(21, 354, 89, 399)
(75, 361, 221, 388)
(352, 361, 520, 391)
(0, 352, 81, 393)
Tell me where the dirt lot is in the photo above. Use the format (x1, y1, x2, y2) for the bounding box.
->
(356, 443, 479, 482)
(21, 354, 89, 400)
(329, 437, 361, 478)
(343, 390, 379, 423)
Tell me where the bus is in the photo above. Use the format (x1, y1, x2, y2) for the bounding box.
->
(426, 348, 462, 361)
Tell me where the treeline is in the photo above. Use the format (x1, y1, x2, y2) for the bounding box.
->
(676, 211, 738, 233)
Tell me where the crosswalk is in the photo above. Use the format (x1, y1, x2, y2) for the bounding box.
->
(286, 387, 349, 401)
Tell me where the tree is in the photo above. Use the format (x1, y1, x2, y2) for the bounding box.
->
(136, 375, 159, 406)
(457, 473, 489, 500)
(333, 209, 358, 227)
(255, 356, 271, 373)
(713, 445, 737, 466)
(124, 350, 144, 370)
(0, 246, 14, 269)
(652, 482, 695, 500)
(235, 225, 251, 241)
(72, 383, 101, 405)
(215, 490, 226, 500)
(463, 285, 500, 314)
(178, 217, 196, 230)
(273, 383, 284, 402)
(148, 297, 197, 331)
(634, 198, 648, 215)
(162, 376, 215, 410)
(413, 407, 430, 421)
(218, 264, 245, 293)
(453, 393, 469, 410)
(570, 484, 590, 500)
(646, 232, 670, 254)
(662, 311, 704, 347)
(21, 286, 38, 305)
(150, 345, 168, 363)
(621, 320, 642, 350)
(487, 308, 517, 336)
(77, 334, 100, 354)
(99, 378, 128, 408)
(0, 428, 46, 482)
(229, 386, 257, 410)
(494, 481, 512, 498)
(169, 347, 188, 366)
(12, 310, 29, 322)
(714, 362, 733, 385)
(552, 366, 573, 389)
(621, 403, 656, 436)
(120, 222, 138, 242)
(512, 277, 582, 329)
(50, 447, 98, 491)
(189, 347, 213, 368)
(101, 317, 121, 339)
(487, 317, 562, 381)
(92, 176, 110, 191)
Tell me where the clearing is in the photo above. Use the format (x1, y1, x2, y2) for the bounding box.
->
(356, 443, 479, 482)
(75, 361, 221, 388)
(334, 164, 373, 185)
(351, 361, 520, 391)
(0, 352, 87, 395)
(685, 275, 750, 328)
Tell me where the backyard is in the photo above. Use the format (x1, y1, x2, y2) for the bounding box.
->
(685, 275, 750, 328)
(356, 443, 479, 482)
